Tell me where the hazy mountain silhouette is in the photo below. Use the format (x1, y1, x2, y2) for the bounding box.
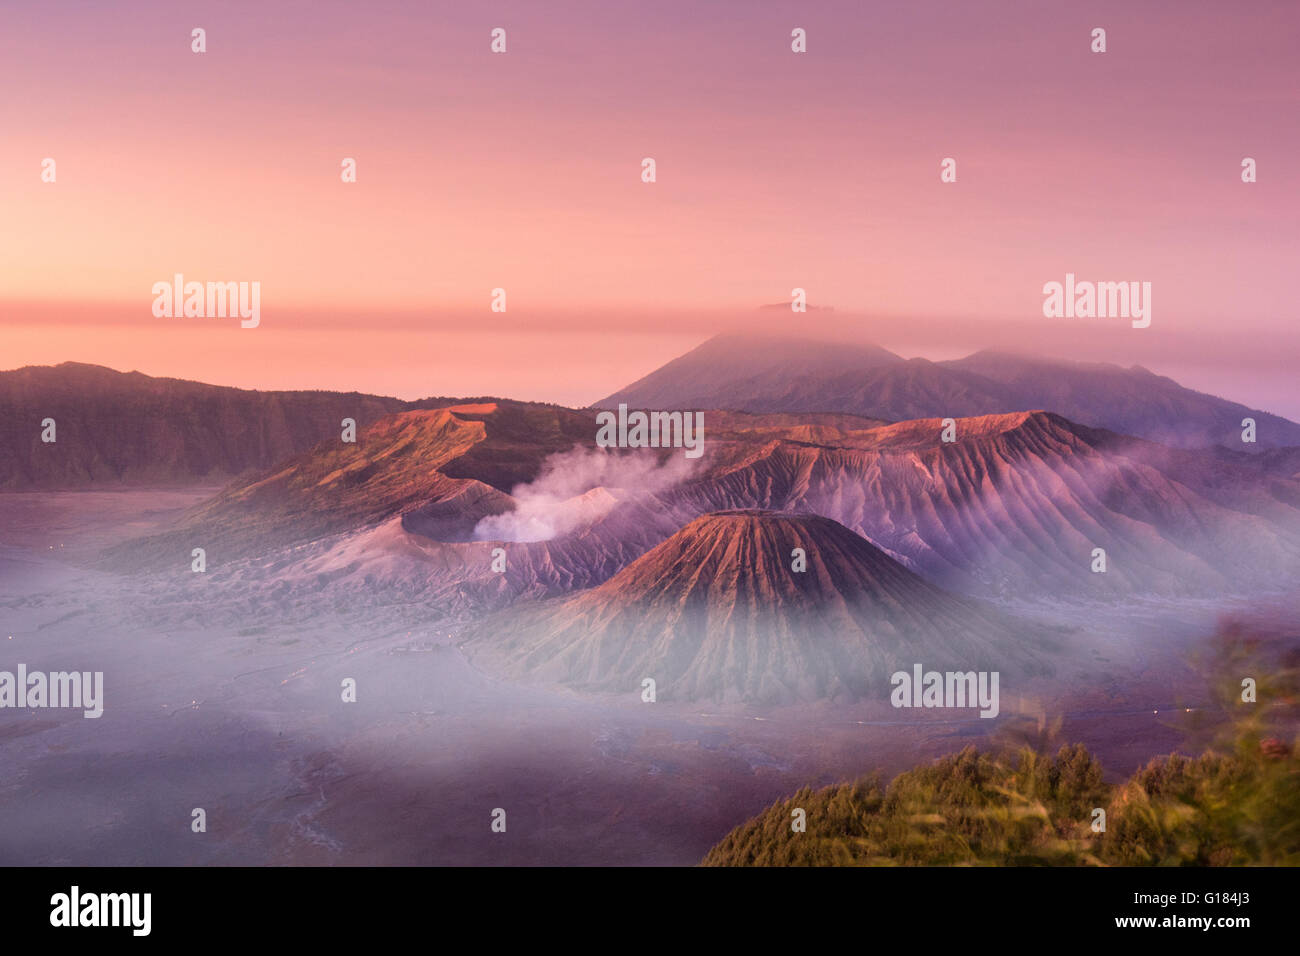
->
(599, 333, 1300, 450)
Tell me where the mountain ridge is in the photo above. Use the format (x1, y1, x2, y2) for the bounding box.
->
(598, 333, 1300, 450)
(0, 362, 557, 489)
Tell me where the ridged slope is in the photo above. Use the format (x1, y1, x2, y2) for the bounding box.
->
(666, 411, 1300, 597)
(471, 511, 1053, 703)
(98, 401, 597, 569)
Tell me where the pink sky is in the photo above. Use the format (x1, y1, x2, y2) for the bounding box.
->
(2, 1, 1297, 414)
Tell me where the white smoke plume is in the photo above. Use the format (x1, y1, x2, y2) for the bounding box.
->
(472, 445, 697, 543)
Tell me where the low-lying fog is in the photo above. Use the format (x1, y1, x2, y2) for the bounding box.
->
(0, 490, 1242, 865)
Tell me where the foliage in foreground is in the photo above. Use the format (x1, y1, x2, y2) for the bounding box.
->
(702, 621, 1300, 866)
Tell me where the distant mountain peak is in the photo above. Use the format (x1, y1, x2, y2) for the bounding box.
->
(599, 333, 1300, 449)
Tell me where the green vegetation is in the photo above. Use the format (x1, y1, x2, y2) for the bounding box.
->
(702, 622, 1299, 866)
